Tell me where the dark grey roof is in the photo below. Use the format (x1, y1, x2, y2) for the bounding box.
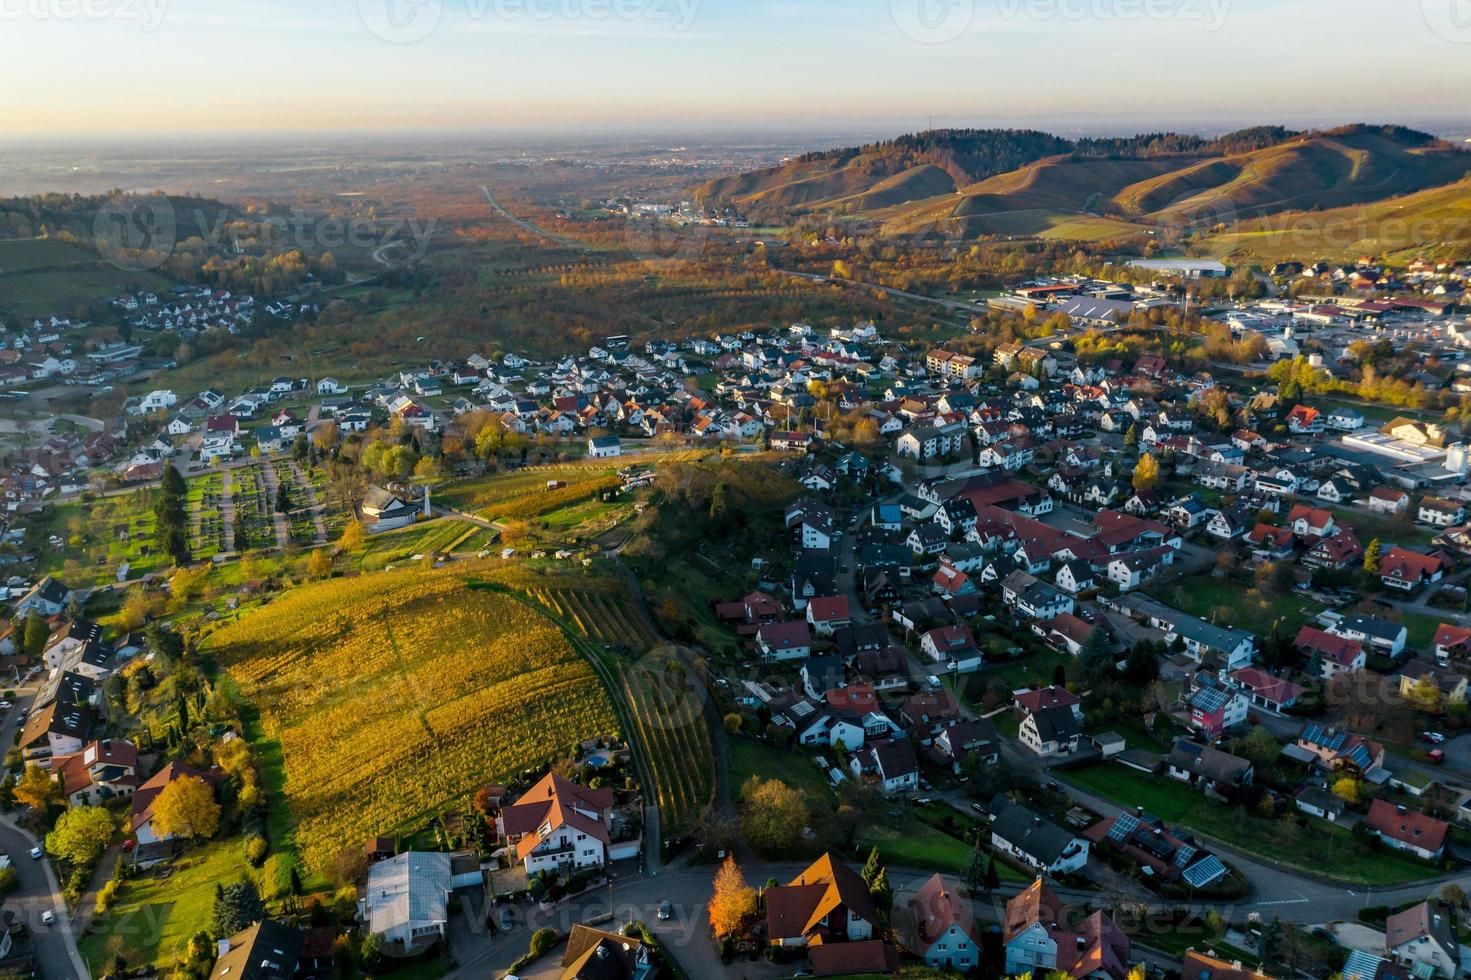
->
(990, 800, 1080, 864)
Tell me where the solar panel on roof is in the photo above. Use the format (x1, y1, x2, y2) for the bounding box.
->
(1181, 855, 1228, 888)
(1345, 744, 1372, 769)
(1108, 813, 1140, 842)
(1173, 844, 1198, 867)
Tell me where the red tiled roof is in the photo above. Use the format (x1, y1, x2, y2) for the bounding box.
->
(1366, 799, 1448, 854)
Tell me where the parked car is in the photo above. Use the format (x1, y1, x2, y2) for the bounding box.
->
(657, 900, 673, 921)
(28, 847, 41, 860)
(40, 911, 54, 926)
(1428, 749, 1446, 764)
(1423, 731, 1447, 744)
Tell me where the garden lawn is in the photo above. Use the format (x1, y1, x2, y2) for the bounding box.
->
(728, 738, 835, 807)
(1062, 764, 1437, 886)
(1150, 577, 1322, 636)
(79, 840, 246, 974)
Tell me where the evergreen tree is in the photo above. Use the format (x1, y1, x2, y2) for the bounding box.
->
(212, 879, 266, 938)
(275, 482, 291, 514)
(983, 855, 1000, 893)
(234, 510, 248, 552)
(965, 843, 987, 893)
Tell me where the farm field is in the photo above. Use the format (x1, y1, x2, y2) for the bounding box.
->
(205, 564, 619, 873)
(524, 576, 717, 837)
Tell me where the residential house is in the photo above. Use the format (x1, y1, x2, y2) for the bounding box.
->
(1003, 879, 1131, 980)
(1366, 800, 1448, 861)
(1329, 615, 1408, 659)
(1167, 739, 1253, 798)
(209, 921, 307, 980)
(1380, 547, 1450, 593)
(757, 621, 813, 662)
(903, 874, 981, 973)
(989, 800, 1090, 875)
(498, 772, 632, 874)
(361, 852, 451, 953)
(1385, 900, 1461, 979)
(851, 739, 921, 796)
(765, 854, 881, 947)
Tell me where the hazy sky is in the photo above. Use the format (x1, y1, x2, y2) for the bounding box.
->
(5, 0, 1471, 135)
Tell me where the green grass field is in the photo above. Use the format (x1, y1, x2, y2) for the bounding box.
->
(1063, 763, 1438, 886)
(0, 237, 173, 317)
(1150, 576, 1322, 637)
(729, 738, 835, 806)
(79, 840, 248, 974)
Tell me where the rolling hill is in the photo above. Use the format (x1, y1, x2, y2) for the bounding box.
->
(699, 124, 1471, 256)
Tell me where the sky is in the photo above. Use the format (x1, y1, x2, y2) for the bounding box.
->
(4, 0, 1471, 136)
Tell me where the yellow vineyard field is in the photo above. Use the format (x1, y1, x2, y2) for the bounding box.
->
(205, 566, 618, 872)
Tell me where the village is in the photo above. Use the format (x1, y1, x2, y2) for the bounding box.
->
(1, 256, 1471, 980)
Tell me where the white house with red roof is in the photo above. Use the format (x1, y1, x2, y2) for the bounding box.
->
(1380, 547, 1450, 592)
(498, 772, 627, 874)
(1366, 800, 1448, 861)
(1296, 626, 1366, 680)
(805, 596, 852, 637)
(1287, 504, 1336, 538)
(757, 620, 812, 662)
(1286, 405, 1324, 435)
(1434, 624, 1471, 667)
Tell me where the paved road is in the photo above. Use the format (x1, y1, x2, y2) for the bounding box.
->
(0, 688, 89, 979)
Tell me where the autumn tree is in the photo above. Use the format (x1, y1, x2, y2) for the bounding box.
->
(1364, 538, 1383, 575)
(1409, 674, 1444, 715)
(339, 520, 367, 554)
(306, 549, 333, 579)
(45, 806, 114, 868)
(1132, 452, 1160, 490)
(738, 777, 807, 853)
(707, 856, 756, 939)
(1331, 777, 1360, 805)
(14, 764, 61, 812)
(152, 775, 221, 842)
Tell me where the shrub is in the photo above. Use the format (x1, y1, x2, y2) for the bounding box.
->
(529, 928, 559, 958)
(244, 834, 268, 867)
(0, 867, 17, 896)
